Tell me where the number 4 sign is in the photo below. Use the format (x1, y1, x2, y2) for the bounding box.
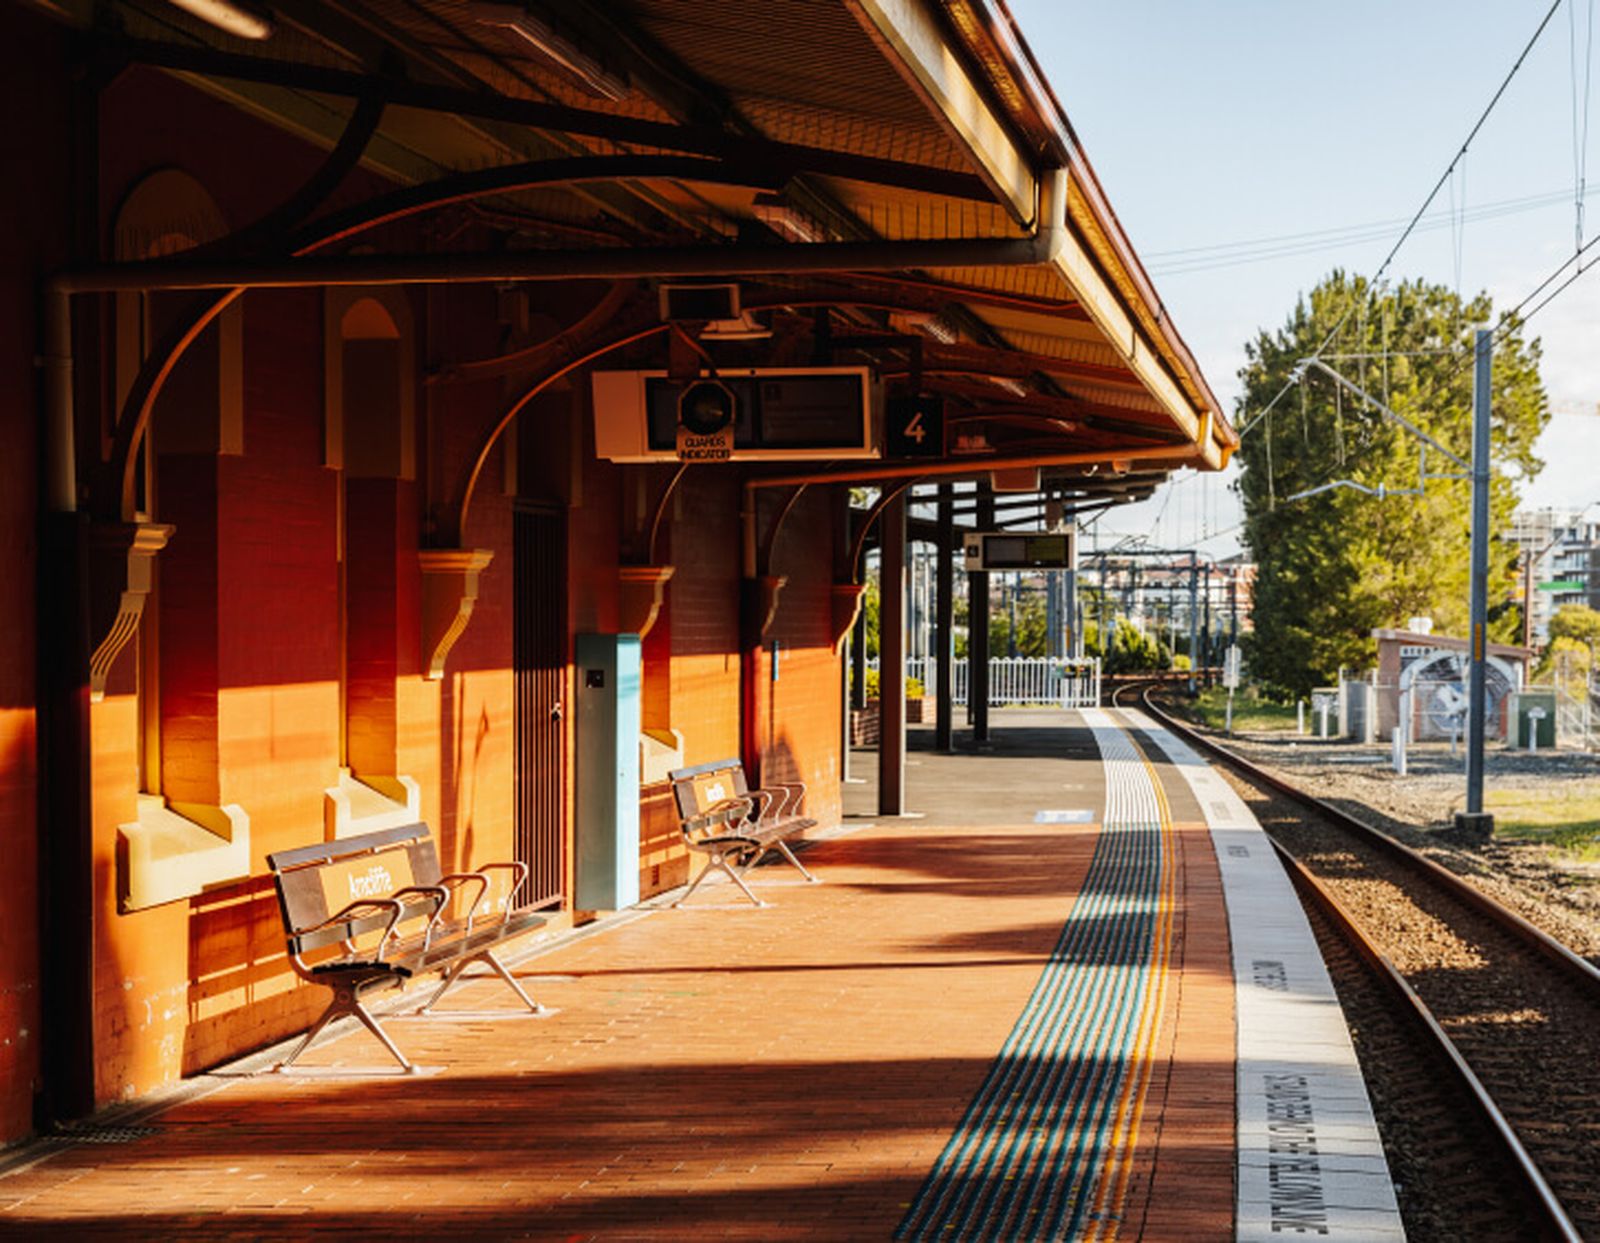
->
(886, 396, 945, 458)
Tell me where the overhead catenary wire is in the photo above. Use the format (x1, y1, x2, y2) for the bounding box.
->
(1237, 0, 1564, 441)
(1148, 185, 1600, 276)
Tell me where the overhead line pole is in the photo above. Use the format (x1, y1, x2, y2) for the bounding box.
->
(1458, 329, 1495, 839)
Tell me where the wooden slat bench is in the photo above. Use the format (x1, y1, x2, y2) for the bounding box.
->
(668, 759, 820, 908)
(267, 823, 554, 1073)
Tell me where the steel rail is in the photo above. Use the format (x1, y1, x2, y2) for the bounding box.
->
(1274, 840, 1580, 1243)
(1120, 685, 1587, 1242)
(1137, 689, 1600, 995)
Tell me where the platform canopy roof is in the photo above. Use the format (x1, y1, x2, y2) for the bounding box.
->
(51, 0, 1236, 510)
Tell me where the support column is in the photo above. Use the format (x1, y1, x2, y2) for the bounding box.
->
(935, 483, 954, 752)
(1046, 569, 1060, 659)
(850, 598, 867, 711)
(878, 491, 907, 815)
(970, 485, 992, 743)
(38, 509, 93, 1125)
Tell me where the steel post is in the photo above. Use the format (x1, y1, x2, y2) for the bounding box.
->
(1458, 328, 1494, 839)
(935, 483, 954, 751)
(879, 491, 908, 814)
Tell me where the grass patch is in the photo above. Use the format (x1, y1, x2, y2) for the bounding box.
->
(1180, 686, 1301, 733)
(1488, 780, 1600, 860)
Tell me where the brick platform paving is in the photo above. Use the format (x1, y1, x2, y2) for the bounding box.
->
(0, 714, 1241, 1240)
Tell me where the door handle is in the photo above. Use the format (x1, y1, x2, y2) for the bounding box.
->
(550, 701, 564, 722)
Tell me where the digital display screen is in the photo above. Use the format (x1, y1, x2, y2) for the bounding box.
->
(755, 376, 866, 447)
(970, 533, 1074, 570)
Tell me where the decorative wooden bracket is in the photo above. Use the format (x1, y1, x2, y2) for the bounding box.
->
(89, 521, 174, 702)
(742, 574, 788, 644)
(618, 564, 675, 638)
(830, 582, 868, 653)
(419, 548, 495, 680)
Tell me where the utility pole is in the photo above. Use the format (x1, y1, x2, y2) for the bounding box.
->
(1457, 328, 1494, 840)
(1099, 553, 1109, 650)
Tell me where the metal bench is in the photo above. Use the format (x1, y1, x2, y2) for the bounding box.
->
(668, 759, 820, 907)
(267, 823, 554, 1073)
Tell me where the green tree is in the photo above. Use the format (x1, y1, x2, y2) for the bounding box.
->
(1534, 635, 1591, 692)
(1549, 603, 1600, 654)
(1237, 273, 1548, 696)
(861, 575, 879, 659)
(989, 581, 1049, 658)
(1102, 618, 1171, 674)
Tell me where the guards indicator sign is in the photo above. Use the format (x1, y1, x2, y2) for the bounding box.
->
(676, 379, 736, 461)
(964, 529, 1076, 572)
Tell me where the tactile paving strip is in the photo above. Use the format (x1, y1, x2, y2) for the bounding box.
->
(897, 709, 1174, 1241)
(1120, 708, 1406, 1242)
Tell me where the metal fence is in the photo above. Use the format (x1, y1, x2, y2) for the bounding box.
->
(1335, 672, 1600, 751)
(1555, 679, 1599, 751)
(867, 656, 1102, 709)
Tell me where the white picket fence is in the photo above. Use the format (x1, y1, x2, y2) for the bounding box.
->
(867, 656, 1102, 709)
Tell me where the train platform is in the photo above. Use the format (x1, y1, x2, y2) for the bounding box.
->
(0, 709, 1401, 1240)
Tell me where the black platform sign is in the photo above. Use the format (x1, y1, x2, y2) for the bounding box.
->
(886, 395, 944, 458)
(964, 530, 1076, 571)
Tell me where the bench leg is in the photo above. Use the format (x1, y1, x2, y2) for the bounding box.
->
(416, 959, 468, 1014)
(418, 950, 549, 1015)
(773, 840, 820, 883)
(674, 850, 767, 908)
(479, 949, 548, 1013)
(351, 1002, 419, 1073)
(275, 985, 416, 1075)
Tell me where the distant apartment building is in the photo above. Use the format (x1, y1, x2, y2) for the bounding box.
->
(1507, 507, 1600, 644)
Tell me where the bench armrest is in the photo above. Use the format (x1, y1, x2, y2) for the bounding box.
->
(301, 896, 418, 959)
(462, 861, 530, 925)
(756, 780, 806, 819)
(699, 795, 757, 826)
(434, 871, 495, 933)
(387, 885, 451, 951)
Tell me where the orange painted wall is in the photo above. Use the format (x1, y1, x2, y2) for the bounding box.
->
(760, 487, 845, 831)
(636, 475, 846, 900)
(85, 273, 532, 1099)
(47, 60, 856, 1112)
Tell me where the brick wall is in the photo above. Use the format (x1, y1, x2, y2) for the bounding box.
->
(634, 477, 846, 900)
(31, 58, 858, 1112)
(759, 488, 844, 830)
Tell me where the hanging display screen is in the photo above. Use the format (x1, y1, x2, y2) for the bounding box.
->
(964, 531, 1076, 571)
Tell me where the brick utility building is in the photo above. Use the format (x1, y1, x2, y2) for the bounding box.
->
(1, 0, 1234, 1137)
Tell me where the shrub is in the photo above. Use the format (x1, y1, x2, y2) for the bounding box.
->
(861, 669, 923, 700)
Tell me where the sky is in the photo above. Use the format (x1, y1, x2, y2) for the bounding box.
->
(1008, 0, 1600, 557)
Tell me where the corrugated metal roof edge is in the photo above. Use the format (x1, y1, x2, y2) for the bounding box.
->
(949, 0, 1237, 457)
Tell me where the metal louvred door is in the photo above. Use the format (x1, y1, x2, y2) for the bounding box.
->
(514, 504, 567, 906)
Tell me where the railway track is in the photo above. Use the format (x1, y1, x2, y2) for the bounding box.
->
(1127, 688, 1600, 1242)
